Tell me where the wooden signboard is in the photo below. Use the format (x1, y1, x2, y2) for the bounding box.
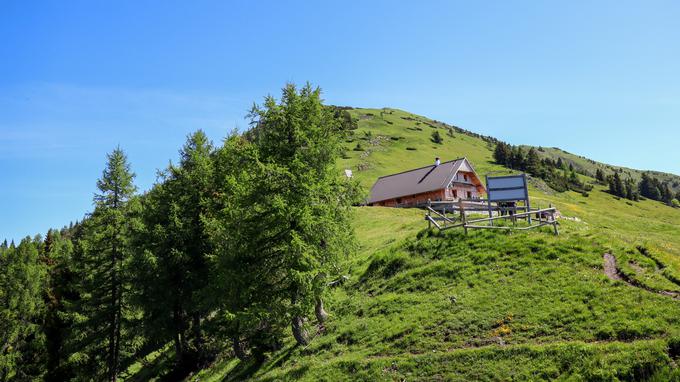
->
(485, 174, 531, 223)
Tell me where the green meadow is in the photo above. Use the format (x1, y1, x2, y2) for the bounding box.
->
(135, 108, 680, 381)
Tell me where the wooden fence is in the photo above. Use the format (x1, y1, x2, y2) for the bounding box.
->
(425, 199, 559, 235)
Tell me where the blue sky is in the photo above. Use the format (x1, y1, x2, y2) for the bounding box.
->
(1, 1, 679, 241)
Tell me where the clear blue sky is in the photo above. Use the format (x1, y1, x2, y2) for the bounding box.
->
(2, 1, 679, 242)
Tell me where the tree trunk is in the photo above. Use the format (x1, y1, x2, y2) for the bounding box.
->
(113, 287, 122, 382)
(109, 191, 120, 382)
(192, 312, 203, 350)
(232, 336, 250, 361)
(315, 297, 328, 323)
(190, 312, 205, 366)
(174, 332, 184, 364)
(173, 304, 185, 364)
(291, 315, 309, 346)
(108, 249, 118, 382)
(291, 287, 310, 346)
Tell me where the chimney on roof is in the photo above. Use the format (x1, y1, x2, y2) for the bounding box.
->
(435, 157, 441, 166)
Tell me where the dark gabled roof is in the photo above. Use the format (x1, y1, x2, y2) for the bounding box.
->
(368, 158, 480, 204)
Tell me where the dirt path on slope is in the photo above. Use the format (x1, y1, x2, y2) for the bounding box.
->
(603, 253, 679, 300)
(603, 253, 622, 281)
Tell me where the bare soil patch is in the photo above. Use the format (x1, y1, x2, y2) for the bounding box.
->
(603, 253, 622, 281)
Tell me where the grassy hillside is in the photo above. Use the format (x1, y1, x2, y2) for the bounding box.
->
(339, 108, 500, 190)
(135, 108, 680, 381)
(190, 215, 680, 381)
(337, 108, 680, 262)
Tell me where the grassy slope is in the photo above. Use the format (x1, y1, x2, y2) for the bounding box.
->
(150, 108, 680, 381)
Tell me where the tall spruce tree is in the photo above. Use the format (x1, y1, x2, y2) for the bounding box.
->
(609, 172, 624, 197)
(493, 142, 511, 167)
(510, 146, 526, 170)
(525, 148, 541, 176)
(639, 173, 661, 200)
(68, 148, 136, 382)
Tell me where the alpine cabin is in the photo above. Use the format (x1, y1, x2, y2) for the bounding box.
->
(367, 157, 486, 207)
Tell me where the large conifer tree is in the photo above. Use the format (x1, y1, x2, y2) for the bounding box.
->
(245, 83, 358, 346)
(205, 134, 289, 360)
(69, 148, 136, 382)
(130, 131, 214, 369)
(639, 173, 661, 200)
(525, 148, 541, 176)
(609, 172, 625, 197)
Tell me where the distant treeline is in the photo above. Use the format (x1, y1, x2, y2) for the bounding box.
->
(493, 142, 593, 195)
(0, 84, 361, 381)
(494, 142, 680, 206)
(602, 170, 679, 205)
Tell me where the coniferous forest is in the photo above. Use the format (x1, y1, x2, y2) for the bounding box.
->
(0, 84, 361, 381)
(493, 141, 680, 204)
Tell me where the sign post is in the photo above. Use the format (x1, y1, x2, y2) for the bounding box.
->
(485, 174, 531, 225)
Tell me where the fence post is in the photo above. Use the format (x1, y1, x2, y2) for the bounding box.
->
(427, 199, 432, 229)
(443, 205, 447, 228)
(550, 207, 559, 235)
(459, 199, 468, 235)
(523, 173, 532, 224)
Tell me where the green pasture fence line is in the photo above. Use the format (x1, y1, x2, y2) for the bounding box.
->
(425, 204, 559, 236)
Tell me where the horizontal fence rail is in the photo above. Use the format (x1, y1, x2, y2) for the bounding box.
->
(425, 200, 559, 235)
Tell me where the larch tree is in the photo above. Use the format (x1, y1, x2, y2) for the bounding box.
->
(205, 134, 294, 360)
(130, 131, 214, 369)
(68, 148, 137, 382)
(246, 83, 359, 346)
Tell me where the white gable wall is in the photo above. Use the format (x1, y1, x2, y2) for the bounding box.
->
(458, 160, 473, 172)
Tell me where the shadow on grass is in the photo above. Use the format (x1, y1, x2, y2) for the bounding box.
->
(128, 345, 221, 382)
(220, 358, 264, 381)
(126, 348, 176, 382)
(221, 345, 298, 382)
